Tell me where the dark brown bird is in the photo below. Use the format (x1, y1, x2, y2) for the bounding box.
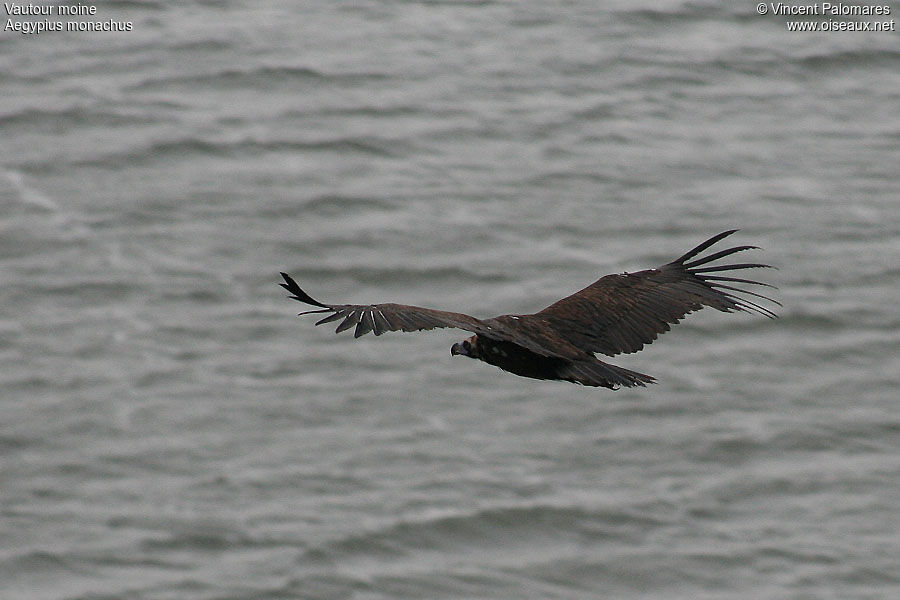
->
(280, 230, 779, 389)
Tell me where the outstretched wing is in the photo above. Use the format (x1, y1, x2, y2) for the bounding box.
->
(280, 273, 582, 360)
(280, 272, 487, 338)
(534, 230, 780, 357)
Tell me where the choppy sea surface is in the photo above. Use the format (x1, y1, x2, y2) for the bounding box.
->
(2, 2, 898, 599)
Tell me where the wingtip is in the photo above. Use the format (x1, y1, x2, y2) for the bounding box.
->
(279, 272, 331, 309)
(672, 229, 742, 265)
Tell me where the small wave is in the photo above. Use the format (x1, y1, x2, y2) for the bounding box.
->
(129, 66, 324, 91)
(165, 38, 235, 53)
(798, 49, 900, 71)
(307, 194, 396, 213)
(107, 514, 297, 555)
(302, 503, 667, 565)
(2, 168, 60, 211)
(129, 65, 387, 93)
(304, 104, 424, 118)
(65, 138, 224, 169)
(688, 434, 769, 465)
(0, 550, 94, 580)
(616, 5, 732, 24)
(31, 278, 134, 301)
(140, 528, 253, 553)
(0, 106, 152, 132)
(769, 310, 843, 331)
(706, 452, 891, 507)
(279, 137, 404, 157)
(619, 72, 711, 90)
(772, 419, 900, 454)
(257, 194, 400, 219)
(0, 434, 34, 452)
(406, 0, 495, 6)
(69, 135, 404, 169)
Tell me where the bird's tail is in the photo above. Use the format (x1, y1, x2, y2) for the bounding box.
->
(558, 358, 656, 389)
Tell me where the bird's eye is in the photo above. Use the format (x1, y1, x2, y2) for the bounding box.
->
(463, 340, 471, 351)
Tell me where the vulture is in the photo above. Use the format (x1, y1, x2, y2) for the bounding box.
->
(280, 230, 778, 389)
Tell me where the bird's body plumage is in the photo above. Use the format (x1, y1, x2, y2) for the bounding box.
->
(280, 230, 778, 389)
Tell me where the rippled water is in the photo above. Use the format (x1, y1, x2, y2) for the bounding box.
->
(1, 2, 898, 599)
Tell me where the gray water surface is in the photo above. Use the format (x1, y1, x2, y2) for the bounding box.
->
(1, 2, 898, 599)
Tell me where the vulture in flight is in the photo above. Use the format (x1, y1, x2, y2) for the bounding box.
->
(280, 230, 778, 389)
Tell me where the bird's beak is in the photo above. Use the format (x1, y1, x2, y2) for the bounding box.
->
(451, 342, 466, 356)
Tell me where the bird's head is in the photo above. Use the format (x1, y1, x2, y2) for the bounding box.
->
(451, 335, 479, 358)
